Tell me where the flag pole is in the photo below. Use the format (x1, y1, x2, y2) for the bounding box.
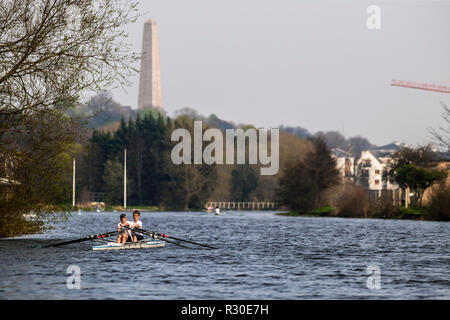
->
(72, 158, 76, 207)
(124, 148, 127, 209)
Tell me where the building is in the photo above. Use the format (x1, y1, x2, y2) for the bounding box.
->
(138, 19, 162, 110)
(354, 142, 406, 191)
(331, 148, 354, 182)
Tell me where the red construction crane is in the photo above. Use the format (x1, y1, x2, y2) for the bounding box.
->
(391, 79, 450, 94)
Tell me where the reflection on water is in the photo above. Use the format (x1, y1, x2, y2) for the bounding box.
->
(0, 211, 449, 299)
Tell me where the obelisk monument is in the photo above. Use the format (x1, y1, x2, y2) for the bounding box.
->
(138, 19, 162, 110)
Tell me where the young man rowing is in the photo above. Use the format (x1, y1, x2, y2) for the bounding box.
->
(116, 213, 131, 243)
(129, 209, 144, 242)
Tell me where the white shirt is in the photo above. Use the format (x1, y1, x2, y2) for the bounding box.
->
(117, 221, 131, 236)
(130, 220, 143, 235)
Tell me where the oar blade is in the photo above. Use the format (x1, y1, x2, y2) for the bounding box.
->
(44, 231, 118, 248)
(140, 229, 218, 249)
(139, 230, 190, 249)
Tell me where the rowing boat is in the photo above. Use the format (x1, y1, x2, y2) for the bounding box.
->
(44, 229, 217, 250)
(92, 239, 165, 251)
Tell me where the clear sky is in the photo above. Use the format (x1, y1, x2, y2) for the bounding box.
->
(108, 0, 450, 146)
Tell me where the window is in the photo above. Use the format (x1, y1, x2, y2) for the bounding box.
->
(375, 169, 380, 174)
(375, 179, 380, 185)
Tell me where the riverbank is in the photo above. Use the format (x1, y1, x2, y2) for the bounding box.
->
(276, 206, 449, 222)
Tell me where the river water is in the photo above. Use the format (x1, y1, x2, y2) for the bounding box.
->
(0, 210, 448, 299)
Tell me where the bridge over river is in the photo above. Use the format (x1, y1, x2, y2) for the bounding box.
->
(206, 201, 278, 210)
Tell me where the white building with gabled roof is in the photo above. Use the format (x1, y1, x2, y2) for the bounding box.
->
(354, 142, 406, 191)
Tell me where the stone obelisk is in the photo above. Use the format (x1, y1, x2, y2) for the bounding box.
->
(138, 19, 162, 110)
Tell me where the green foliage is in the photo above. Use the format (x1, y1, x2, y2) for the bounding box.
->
(310, 206, 334, 216)
(277, 137, 340, 211)
(0, 216, 44, 238)
(230, 166, 259, 201)
(79, 111, 217, 210)
(395, 164, 447, 206)
(398, 206, 429, 220)
(102, 158, 129, 204)
(276, 206, 334, 217)
(0, 109, 78, 237)
(0, 1, 139, 236)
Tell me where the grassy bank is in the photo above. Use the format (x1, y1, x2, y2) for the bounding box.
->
(276, 206, 448, 221)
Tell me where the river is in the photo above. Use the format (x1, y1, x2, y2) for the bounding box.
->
(0, 210, 448, 299)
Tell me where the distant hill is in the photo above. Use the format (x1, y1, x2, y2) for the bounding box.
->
(72, 92, 137, 130)
(76, 93, 379, 156)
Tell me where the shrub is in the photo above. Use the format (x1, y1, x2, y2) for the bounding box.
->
(428, 183, 450, 221)
(335, 185, 369, 218)
(0, 215, 43, 238)
(367, 192, 399, 219)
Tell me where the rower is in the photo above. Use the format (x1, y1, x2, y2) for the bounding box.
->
(116, 213, 131, 243)
(130, 209, 144, 242)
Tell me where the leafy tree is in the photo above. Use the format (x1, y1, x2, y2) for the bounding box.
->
(160, 116, 217, 210)
(387, 145, 446, 206)
(230, 165, 259, 201)
(277, 137, 340, 211)
(102, 157, 133, 205)
(394, 164, 446, 206)
(388, 145, 437, 170)
(0, 0, 138, 236)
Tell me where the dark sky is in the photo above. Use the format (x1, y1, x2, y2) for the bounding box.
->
(108, 0, 450, 146)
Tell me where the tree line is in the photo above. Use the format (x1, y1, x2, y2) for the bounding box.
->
(76, 111, 218, 210)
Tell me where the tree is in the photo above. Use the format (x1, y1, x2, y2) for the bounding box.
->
(0, 108, 78, 236)
(394, 164, 446, 206)
(429, 102, 450, 151)
(388, 145, 437, 170)
(102, 157, 133, 205)
(386, 145, 446, 206)
(160, 116, 217, 210)
(428, 183, 450, 221)
(347, 136, 373, 158)
(315, 131, 349, 150)
(279, 125, 311, 139)
(0, 1, 138, 117)
(277, 138, 341, 211)
(230, 165, 259, 202)
(0, 0, 138, 235)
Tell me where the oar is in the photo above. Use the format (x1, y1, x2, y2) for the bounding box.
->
(140, 228, 218, 249)
(43, 231, 119, 248)
(139, 229, 190, 249)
